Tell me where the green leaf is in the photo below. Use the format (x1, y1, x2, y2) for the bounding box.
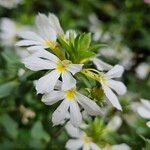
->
(0, 114, 18, 139)
(31, 121, 50, 142)
(77, 33, 91, 51)
(0, 81, 19, 99)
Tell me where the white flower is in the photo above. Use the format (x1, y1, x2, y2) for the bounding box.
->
(23, 49, 83, 93)
(42, 86, 103, 127)
(137, 99, 150, 127)
(0, 0, 23, 9)
(65, 122, 100, 150)
(103, 143, 130, 150)
(135, 62, 149, 79)
(93, 59, 127, 110)
(16, 13, 63, 52)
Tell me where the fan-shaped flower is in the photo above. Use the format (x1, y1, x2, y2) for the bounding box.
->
(42, 86, 103, 127)
(92, 58, 127, 110)
(65, 122, 101, 150)
(22, 49, 83, 93)
(16, 13, 63, 52)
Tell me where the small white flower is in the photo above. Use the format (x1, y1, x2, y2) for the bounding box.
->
(93, 60, 127, 110)
(42, 86, 103, 127)
(16, 13, 63, 52)
(137, 99, 150, 127)
(65, 122, 100, 150)
(0, 0, 23, 9)
(103, 143, 130, 150)
(135, 62, 149, 79)
(23, 49, 83, 93)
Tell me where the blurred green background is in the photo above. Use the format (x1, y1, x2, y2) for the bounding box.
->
(0, 0, 149, 149)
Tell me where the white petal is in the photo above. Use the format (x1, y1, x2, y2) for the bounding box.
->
(65, 122, 82, 138)
(91, 57, 112, 71)
(106, 65, 124, 79)
(52, 100, 69, 126)
(35, 70, 60, 94)
(66, 139, 83, 150)
(48, 13, 64, 34)
(27, 46, 44, 53)
(141, 99, 150, 110)
(70, 100, 82, 127)
(137, 106, 150, 119)
(90, 143, 101, 150)
(83, 145, 90, 150)
(42, 91, 64, 105)
(54, 80, 62, 90)
(76, 93, 103, 116)
(16, 40, 41, 46)
(36, 13, 57, 41)
(32, 49, 59, 63)
(17, 31, 43, 41)
(111, 143, 130, 150)
(103, 86, 122, 110)
(107, 116, 122, 131)
(61, 71, 76, 90)
(146, 121, 150, 128)
(22, 56, 56, 71)
(67, 64, 83, 75)
(108, 79, 127, 95)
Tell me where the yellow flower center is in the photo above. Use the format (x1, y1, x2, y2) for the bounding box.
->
(56, 60, 71, 72)
(65, 89, 76, 100)
(82, 133, 92, 144)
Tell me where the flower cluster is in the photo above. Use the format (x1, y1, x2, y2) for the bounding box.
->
(16, 12, 127, 149)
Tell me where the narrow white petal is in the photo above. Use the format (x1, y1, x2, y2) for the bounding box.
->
(137, 106, 150, 119)
(61, 71, 76, 90)
(83, 145, 90, 150)
(32, 49, 59, 63)
(91, 57, 112, 71)
(67, 64, 83, 75)
(65, 122, 82, 138)
(42, 91, 64, 105)
(90, 143, 101, 150)
(76, 93, 103, 116)
(103, 86, 122, 110)
(141, 99, 150, 110)
(27, 46, 44, 53)
(107, 116, 122, 131)
(22, 56, 56, 71)
(52, 100, 70, 126)
(106, 65, 124, 79)
(66, 139, 83, 150)
(35, 70, 60, 94)
(16, 40, 41, 46)
(108, 79, 127, 95)
(48, 13, 64, 34)
(36, 13, 57, 41)
(70, 100, 82, 127)
(17, 31, 43, 41)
